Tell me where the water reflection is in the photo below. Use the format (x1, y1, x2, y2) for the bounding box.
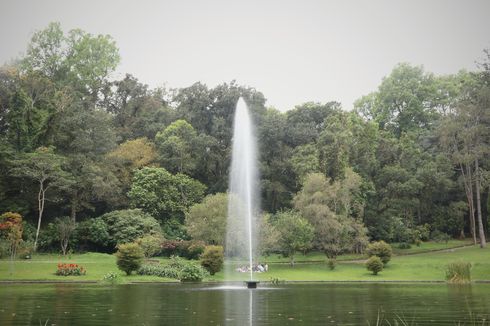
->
(1, 283, 490, 325)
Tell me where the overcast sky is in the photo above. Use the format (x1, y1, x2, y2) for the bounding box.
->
(1, 0, 489, 111)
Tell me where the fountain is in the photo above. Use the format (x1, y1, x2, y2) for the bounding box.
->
(226, 97, 260, 289)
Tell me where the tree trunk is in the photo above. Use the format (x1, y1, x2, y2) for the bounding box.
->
(482, 187, 489, 235)
(461, 163, 477, 244)
(34, 183, 46, 251)
(475, 158, 486, 248)
(71, 200, 77, 222)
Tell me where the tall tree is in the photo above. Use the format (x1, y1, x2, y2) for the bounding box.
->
(10, 147, 72, 249)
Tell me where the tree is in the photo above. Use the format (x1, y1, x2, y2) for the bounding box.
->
(185, 193, 227, 246)
(274, 210, 314, 266)
(0, 212, 23, 260)
(22, 22, 120, 107)
(354, 63, 440, 136)
(100, 209, 162, 249)
(115, 242, 144, 275)
(10, 147, 72, 250)
(200, 245, 224, 275)
(366, 241, 393, 265)
(106, 137, 157, 199)
(438, 71, 488, 247)
(55, 216, 76, 255)
(155, 120, 199, 175)
(128, 167, 206, 222)
(366, 256, 383, 275)
(293, 173, 369, 258)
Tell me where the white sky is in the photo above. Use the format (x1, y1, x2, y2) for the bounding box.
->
(0, 0, 489, 111)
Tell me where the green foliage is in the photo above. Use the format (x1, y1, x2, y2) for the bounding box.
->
(200, 245, 224, 275)
(397, 242, 412, 249)
(155, 119, 199, 175)
(160, 239, 205, 259)
(100, 209, 161, 249)
(445, 261, 472, 284)
(293, 173, 369, 259)
(77, 218, 110, 251)
(327, 258, 337, 270)
(432, 230, 451, 244)
(366, 256, 384, 275)
(128, 167, 206, 221)
(115, 243, 144, 275)
(55, 217, 76, 255)
(135, 234, 164, 258)
(274, 210, 314, 266)
(137, 256, 208, 282)
(185, 193, 227, 245)
(366, 241, 393, 265)
(137, 263, 180, 279)
(102, 271, 121, 284)
(179, 263, 208, 282)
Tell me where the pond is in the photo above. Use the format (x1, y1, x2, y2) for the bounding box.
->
(1, 283, 489, 325)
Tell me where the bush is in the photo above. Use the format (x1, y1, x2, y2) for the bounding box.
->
(77, 218, 110, 252)
(327, 258, 337, 270)
(397, 242, 411, 249)
(366, 256, 383, 275)
(179, 263, 208, 282)
(200, 245, 224, 275)
(102, 271, 121, 284)
(56, 263, 86, 276)
(137, 263, 180, 279)
(160, 239, 205, 259)
(115, 243, 144, 275)
(446, 261, 471, 284)
(137, 256, 208, 281)
(101, 209, 162, 248)
(135, 234, 164, 258)
(432, 230, 451, 244)
(366, 241, 392, 265)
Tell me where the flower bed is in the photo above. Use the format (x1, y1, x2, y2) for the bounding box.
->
(56, 263, 86, 276)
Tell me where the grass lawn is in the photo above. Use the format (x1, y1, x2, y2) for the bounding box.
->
(0, 241, 488, 283)
(211, 245, 490, 282)
(0, 252, 175, 282)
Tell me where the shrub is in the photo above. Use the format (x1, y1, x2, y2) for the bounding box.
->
(160, 239, 205, 259)
(327, 258, 337, 270)
(366, 256, 383, 275)
(137, 263, 180, 279)
(366, 241, 392, 265)
(77, 218, 110, 251)
(432, 230, 451, 244)
(200, 245, 224, 275)
(446, 261, 471, 284)
(102, 271, 121, 284)
(56, 263, 86, 276)
(414, 224, 431, 242)
(17, 241, 34, 259)
(135, 234, 164, 258)
(101, 209, 162, 248)
(179, 263, 208, 282)
(397, 242, 411, 249)
(137, 256, 208, 281)
(115, 243, 144, 275)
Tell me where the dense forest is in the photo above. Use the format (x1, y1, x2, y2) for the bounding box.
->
(1, 23, 489, 256)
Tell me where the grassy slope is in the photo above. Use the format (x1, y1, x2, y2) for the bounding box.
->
(0, 241, 487, 283)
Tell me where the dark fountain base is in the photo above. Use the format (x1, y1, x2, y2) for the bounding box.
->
(245, 281, 259, 289)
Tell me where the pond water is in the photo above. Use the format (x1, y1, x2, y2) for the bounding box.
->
(1, 283, 489, 325)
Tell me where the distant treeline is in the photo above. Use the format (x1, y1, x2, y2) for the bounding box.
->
(0, 23, 489, 253)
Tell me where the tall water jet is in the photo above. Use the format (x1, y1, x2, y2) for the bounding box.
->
(226, 97, 259, 283)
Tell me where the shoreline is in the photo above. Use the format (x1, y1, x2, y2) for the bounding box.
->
(2, 279, 490, 284)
